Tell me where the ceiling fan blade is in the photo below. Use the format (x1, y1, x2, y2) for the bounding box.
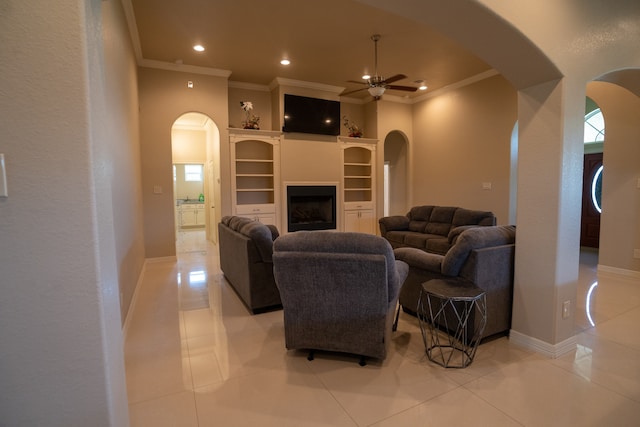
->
(346, 80, 368, 85)
(341, 87, 368, 96)
(387, 84, 418, 92)
(383, 74, 407, 84)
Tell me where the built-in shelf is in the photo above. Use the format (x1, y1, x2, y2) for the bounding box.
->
(230, 130, 281, 227)
(341, 141, 376, 233)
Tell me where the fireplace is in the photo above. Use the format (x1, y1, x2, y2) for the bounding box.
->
(287, 185, 337, 232)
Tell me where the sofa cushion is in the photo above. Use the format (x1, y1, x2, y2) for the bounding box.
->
(442, 225, 516, 276)
(408, 220, 427, 232)
(394, 247, 443, 272)
(425, 239, 451, 255)
(425, 206, 457, 236)
(408, 205, 434, 221)
(404, 233, 430, 249)
(452, 208, 496, 227)
(385, 231, 408, 246)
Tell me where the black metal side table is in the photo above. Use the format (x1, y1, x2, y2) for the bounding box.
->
(418, 278, 487, 368)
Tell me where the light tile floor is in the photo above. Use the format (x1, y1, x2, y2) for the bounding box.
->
(125, 232, 640, 426)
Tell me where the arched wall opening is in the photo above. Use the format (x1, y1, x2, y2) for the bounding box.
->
(586, 70, 640, 274)
(359, 0, 639, 351)
(171, 112, 222, 247)
(383, 131, 409, 216)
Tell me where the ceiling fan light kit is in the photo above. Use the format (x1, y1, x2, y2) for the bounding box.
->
(368, 86, 386, 97)
(342, 34, 419, 100)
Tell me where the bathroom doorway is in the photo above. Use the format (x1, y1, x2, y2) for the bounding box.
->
(171, 112, 222, 251)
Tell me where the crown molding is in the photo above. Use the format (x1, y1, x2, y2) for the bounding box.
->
(228, 81, 271, 92)
(121, 0, 143, 63)
(413, 69, 500, 102)
(138, 59, 232, 78)
(270, 77, 345, 94)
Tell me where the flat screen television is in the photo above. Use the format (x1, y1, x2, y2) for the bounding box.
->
(282, 94, 340, 136)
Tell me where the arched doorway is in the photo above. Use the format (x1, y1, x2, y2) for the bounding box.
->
(383, 131, 409, 216)
(586, 74, 640, 273)
(580, 103, 605, 249)
(171, 112, 222, 250)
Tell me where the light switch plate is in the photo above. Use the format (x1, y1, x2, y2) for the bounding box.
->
(0, 154, 7, 197)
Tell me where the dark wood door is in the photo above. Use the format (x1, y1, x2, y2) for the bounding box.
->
(580, 152, 603, 248)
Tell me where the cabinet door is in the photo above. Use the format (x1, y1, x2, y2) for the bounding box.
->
(344, 209, 375, 234)
(344, 211, 360, 233)
(358, 210, 375, 234)
(195, 206, 206, 225)
(181, 209, 196, 227)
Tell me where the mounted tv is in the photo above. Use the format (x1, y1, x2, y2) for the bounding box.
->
(282, 94, 340, 136)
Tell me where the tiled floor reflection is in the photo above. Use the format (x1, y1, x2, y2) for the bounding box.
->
(125, 235, 640, 426)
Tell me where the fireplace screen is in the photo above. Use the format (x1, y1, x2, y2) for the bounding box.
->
(287, 186, 337, 232)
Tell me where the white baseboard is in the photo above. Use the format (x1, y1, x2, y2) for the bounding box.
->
(597, 264, 640, 280)
(122, 255, 178, 339)
(509, 330, 577, 358)
(122, 261, 147, 339)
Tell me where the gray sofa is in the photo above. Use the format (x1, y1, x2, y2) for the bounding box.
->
(379, 205, 496, 255)
(272, 231, 409, 364)
(393, 225, 515, 340)
(218, 216, 281, 314)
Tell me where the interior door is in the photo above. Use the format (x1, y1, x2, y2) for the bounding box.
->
(580, 152, 602, 248)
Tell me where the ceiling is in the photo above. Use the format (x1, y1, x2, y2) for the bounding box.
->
(126, 0, 494, 101)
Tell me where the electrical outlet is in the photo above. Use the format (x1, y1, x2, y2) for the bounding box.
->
(634, 249, 640, 259)
(562, 300, 571, 319)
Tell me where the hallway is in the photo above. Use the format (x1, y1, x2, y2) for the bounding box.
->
(125, 238, 640, 426)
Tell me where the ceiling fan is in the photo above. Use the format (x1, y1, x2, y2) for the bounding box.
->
(342, 34, 418, 100)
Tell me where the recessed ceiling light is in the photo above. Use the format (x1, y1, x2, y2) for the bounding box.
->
(419, 84, 428, 90)
(193, 45, 205, 52)
(280, 59, 291, 65)
(362, 74, 371, 80)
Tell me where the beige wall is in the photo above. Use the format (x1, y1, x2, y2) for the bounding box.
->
(228, 86, 273, 130)
(376, 100, 413, 215)
(0, 0, 133, 423)
(410, 75, 517, 224)
(588, 81, 640, 272)
(138, 67, 229, 258)
(103, 0, 146, 328)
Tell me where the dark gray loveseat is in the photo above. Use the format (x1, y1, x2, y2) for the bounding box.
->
(394, 225, 515, 340)
(218, 216, 281, 314)
(379, 205, 496, 255)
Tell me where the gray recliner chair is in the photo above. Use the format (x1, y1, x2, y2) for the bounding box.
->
(272, 231, 409, 365)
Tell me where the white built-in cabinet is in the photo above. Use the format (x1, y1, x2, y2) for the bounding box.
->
(229, 129, 281, 227)
(340, 136, 377, 234)
(177, 203, 205, 228)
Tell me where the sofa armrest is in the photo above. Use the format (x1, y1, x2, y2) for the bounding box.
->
(379, 215, 410, 236)
(447, 225, 478, 244)
(393, 247, 443, 274)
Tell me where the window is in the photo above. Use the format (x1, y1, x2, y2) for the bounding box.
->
(584, 108, 604, 143)
(185, 164, 203, 182)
